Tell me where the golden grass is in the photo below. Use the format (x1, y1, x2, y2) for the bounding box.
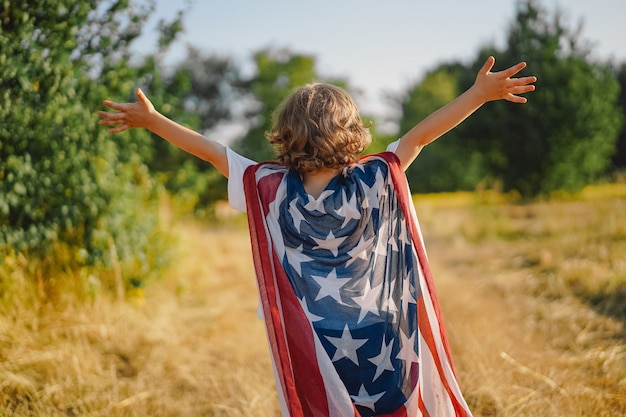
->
(414, 185, 626, 417)
(1, 184, 625, 416)
(1, 224, 278, 416)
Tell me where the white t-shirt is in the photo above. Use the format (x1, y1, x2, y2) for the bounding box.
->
(226, 147, 256, 212)
(226, 141, 400, 212)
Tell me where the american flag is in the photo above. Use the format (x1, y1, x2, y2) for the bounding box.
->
(244, 152, 473, 417)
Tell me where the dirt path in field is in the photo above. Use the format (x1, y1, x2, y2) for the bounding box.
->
(422, 232, 625, 416)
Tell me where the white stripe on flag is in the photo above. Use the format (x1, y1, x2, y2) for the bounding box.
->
(418, 330, 456, 416)
(417, 254, 472, 414)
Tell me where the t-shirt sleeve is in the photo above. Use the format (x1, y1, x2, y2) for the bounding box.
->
(386, 139, 400, 153)
(226, 147, 257, 213)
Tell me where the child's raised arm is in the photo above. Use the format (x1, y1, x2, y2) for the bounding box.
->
(98, 88, 229, 177)
(394, 56, 536, 170)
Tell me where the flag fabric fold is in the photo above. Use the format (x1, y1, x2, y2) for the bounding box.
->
(243, 152, 472, 417)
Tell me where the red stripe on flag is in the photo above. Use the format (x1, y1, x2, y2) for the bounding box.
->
(273, 250, 332, 416)
(245, 165, 304, 417)
(245, 164, 332, 417)
(417, 299, 470, 416)
(417, 387, 431, 417)
(257, 171, 284, 216)
(378, 404, 409, 417)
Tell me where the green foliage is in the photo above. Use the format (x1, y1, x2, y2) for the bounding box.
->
(396, 0, 623, 197)
(399, 64, 486, 192)
(365, 123, 396, 155)
(611, 62, 626, 171)
(233, 48, 367, 165)
(0, 0, 173, 289)
(471, 0, 623, 197)
(163, 160, 227, 219)
(2, 0, 107, 254)
(233, 48, 318, 162)
(138, 46, 244, 212)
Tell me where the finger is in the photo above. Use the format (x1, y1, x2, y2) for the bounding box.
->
(480, 56, 496, 74)
(103, 100, 127, 111)
(136, 88, 149, 105)
(108, 125, 129, 134)
(501, 61, 527, 79)
(98, 110, 126, 120)
(99, 118, 124, 126)
(508, 76, 537, 87)
(510, 85, 536, 95)
(505, 93, 527, 104)
(513, 75, 537, 86)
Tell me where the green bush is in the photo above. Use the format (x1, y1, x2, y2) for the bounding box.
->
(0, 1, 169, 292)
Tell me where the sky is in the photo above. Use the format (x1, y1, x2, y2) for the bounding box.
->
(134, 0, 625, 122)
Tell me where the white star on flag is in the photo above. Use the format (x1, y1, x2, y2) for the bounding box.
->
(350, 384, 385, 412)
(289, 197, 308, 232)
(388, 219, 399, 252)
(384, 291, 399, 321)
(398, 219, 410, 247)
(311, 230, 347, 257)
(374, 238, 388, 258)
(368, 336, 395, 381)
(359, 175, 380, 210)
(312, 268, 351, 303)
(285, 244, 313, 276)
(400, 280, 417, 316)
(303, 190, 334, 213)
(334, 189, 361, 228)
(346, 235, 374, 266)
(299, 297, 324, 322)
(395, 328, 419, 367)
(325, 324, 368, 365)
(352, 278, 383, 323)
(375, 169, 388, 199)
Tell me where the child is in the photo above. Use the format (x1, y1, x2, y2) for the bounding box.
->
(99, 56, 535, 417)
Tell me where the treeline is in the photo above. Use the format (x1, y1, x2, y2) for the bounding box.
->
(1, 0, 624, 291)
(400, 4, 625, 196)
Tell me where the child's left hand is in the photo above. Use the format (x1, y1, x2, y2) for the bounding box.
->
(98, 88, 156, 133)
(473, 56, 536, 104)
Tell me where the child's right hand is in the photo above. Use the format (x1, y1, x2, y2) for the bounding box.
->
(472, 56, 536, 104)
(98, 88, 155, 134)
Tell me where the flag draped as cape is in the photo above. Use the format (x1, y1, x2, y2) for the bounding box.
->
(243, 152, 472, 417)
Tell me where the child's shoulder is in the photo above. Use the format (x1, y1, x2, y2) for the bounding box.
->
(353, 151, 398, 173)
(344, 152, 394, 186)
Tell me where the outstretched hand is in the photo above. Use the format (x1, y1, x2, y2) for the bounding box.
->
(474, 56, 536, 103)
(98, 88, 155, 133)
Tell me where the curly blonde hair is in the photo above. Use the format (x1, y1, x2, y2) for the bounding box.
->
(266, 83, 372, 173)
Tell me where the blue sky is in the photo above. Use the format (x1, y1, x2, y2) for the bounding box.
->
(134, 0, 625, 120)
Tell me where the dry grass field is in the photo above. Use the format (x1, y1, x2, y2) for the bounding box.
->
(1, 185, 625, 416)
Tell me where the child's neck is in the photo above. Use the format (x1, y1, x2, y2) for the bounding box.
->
(301, 167, 343, 199)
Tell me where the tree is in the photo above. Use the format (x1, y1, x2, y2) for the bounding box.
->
(395, 0, 623, 197)
(144, 46, 247, 214)
(397, 64, 487, 192)
(233, 48, 361, 164)
(469, 0, 622, 197)
(611, 62, 626, 172)
(0, 0, 180, 286)
(233, 48, 319, 162)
